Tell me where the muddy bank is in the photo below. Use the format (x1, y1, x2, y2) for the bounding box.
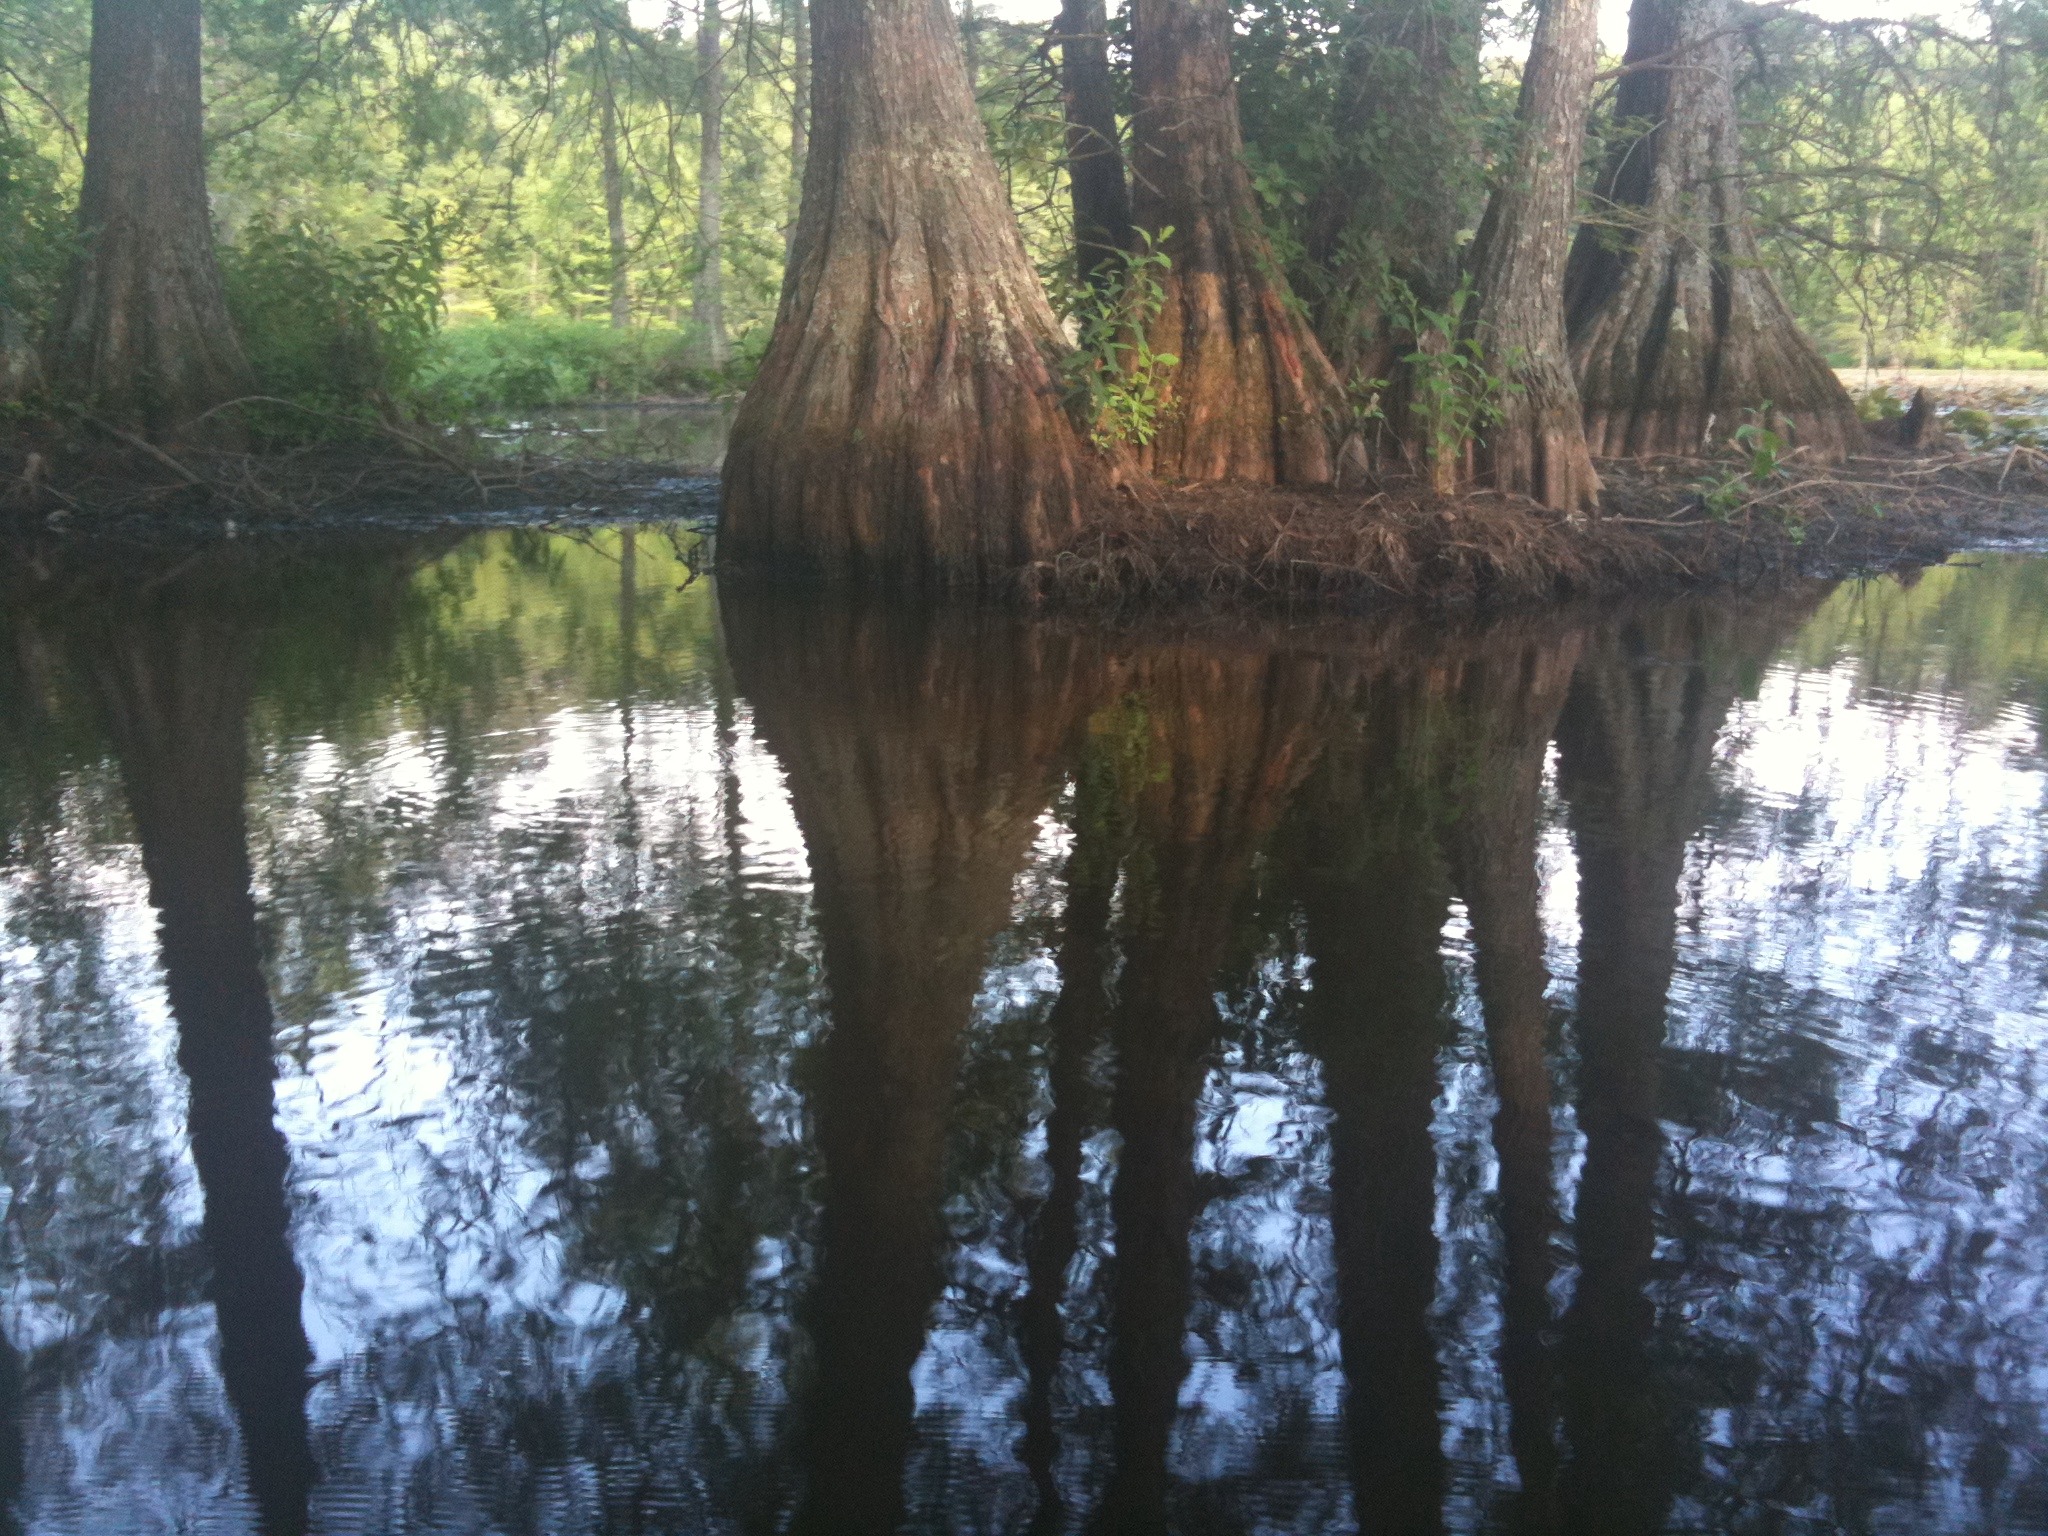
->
(5, 431, 2045, 612)
(1030, 446, 2048, 611)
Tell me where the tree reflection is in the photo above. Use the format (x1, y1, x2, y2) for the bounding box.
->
(1553, 600, 1810, 1533)
(1437, 625, 1583, 1532)
(81, 594, 316, 1536)
(1091, 644, 1332, 1535)
(724, 595, 1089, 1535)
(1020, 747, 1125, 1535)
(1290, 658, 1455, 1536)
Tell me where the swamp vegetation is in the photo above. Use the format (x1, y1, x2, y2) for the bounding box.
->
(0, 0, 2044, 591)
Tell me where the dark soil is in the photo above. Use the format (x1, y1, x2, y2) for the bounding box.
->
(1030, 442, 2048, 612)
(0, 431, 720, 550)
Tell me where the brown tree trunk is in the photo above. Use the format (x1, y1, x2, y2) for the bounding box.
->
(1466, 0, 1601, 511)
(84, 606, 314, 1536)
(1436, 626, 1583, 1526)
(1304, 0, 1485, 379)
(596, 32, 632, 332)
(1055, 0, 1134, 291)
(720, 0, 1102, 587)
(1128, 0, 1343, 484)
(694, 0, 728, 368)
(1565, 0, 1861, 460)
(721, 595, 1087, 1535)
(43, 0, 253, 442)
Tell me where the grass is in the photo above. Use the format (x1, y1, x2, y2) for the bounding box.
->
(413, 318, 753, 416)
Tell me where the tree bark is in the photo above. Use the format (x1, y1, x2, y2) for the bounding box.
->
(695, 0, 728, 368)
(1128, 0, 1343, 484)
(1054, 0, 1134, 292)
(720, 0, 1102, 587)
(1304, 0, 1485, 377)
(596, 31, 632, 332)
(1466, 0, 1602, 511)
(1564, 0, 1861, 461)
(43, 0, 253, 442)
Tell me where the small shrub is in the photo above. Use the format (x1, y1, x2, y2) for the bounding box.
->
(220, 204, 446, 436)
(1061, 230, 1180, 449)
(413, 317, 742, 417)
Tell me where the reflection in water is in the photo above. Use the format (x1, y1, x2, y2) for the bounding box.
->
(724, 599, 1084, 1534)
(1094, 645, 1331, 1536)
(1552, 606, 1785, 1535)
(84, 604, 317, 1536)
(1289, 663, 1454, 1536)
(3, 535, 2048, 1534)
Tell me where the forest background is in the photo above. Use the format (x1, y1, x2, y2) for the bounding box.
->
(1, 0, 2043, 421)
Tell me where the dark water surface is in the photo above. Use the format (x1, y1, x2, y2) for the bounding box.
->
(4, 530, 2048, 1535)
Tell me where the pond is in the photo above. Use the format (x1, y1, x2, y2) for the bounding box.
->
(476, 402, 736, 468)
(3, 530, 2048, 1535)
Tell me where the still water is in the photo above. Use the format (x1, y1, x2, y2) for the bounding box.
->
(3, 529, 2048, 1535)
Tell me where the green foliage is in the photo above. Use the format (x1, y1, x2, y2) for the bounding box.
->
(0, 128, 72, 321)
(1695, 411, 1799, 535)
(1741, 8, 2048, 372)
(1365, 273, 1509, 482)
(1061, 231, 1179, 449)
(220, 205, 446, 432)
(414, 317, 741, 416)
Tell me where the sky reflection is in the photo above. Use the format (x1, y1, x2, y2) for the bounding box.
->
(1, 532, 2046, 1534)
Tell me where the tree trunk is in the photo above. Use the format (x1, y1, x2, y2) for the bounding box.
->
(1128, 0, 1342, 484)
(1465, 0, 1601, 511)
(1564, 0, 1861, 460)
(1054, 0, 1133, 291)
(85, 607, 314, 1536)
(960, 0, 980, 85)
(0, 306, 37, 403)
(787, 0, 809, 249)
(596, 32, 632, 332)
(695, 0, 728, 368)
(2029, 220, 2047, 349)
(719, 0, 1102, 587)
(43, 0, 252, 442)
(1303, 0, 1485, 377)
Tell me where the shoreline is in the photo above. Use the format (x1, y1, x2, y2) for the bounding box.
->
(4, 435, 2044, 613)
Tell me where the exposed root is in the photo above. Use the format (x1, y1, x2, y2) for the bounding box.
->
(1033, 476, 1666, 611)
(1036, 443, 2048, 614)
